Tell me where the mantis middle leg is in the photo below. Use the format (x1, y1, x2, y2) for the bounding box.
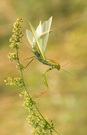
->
(23, 56, 34, 68)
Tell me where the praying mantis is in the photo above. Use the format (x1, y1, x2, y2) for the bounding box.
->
(26, 17, 61, 92)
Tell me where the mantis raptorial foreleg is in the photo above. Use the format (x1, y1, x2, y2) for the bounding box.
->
(41, 67, 53, 94)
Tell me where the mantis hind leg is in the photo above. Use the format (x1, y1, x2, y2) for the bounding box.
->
(41, 67, 53, 94)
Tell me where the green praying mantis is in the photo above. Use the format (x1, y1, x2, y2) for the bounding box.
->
(26, 17, 61, 93)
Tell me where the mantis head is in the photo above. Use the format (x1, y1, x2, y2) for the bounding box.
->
(54, 63, 60, 70)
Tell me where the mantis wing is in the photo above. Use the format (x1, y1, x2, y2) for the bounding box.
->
(26, 17, 52, 60)
(26, 30, 34, 47)
(36, 16, 52, 54)
(28, 22, 46, 59)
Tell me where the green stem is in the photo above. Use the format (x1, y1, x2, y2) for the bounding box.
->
(35, 104, 62, 135)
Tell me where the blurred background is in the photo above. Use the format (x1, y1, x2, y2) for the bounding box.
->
(0, 0, 87, 135)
